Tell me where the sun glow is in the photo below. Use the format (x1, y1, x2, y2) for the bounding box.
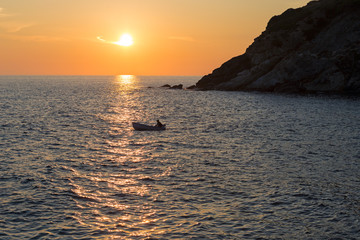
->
(116, 75, 135, 84)
(114, 33, 134, 47)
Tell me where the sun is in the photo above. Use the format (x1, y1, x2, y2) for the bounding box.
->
(114, 33, 133, 47)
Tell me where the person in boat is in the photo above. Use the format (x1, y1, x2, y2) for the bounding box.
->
(155, 120, 163, 127)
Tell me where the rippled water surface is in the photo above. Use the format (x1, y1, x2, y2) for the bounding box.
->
(1, 76, 360, 239)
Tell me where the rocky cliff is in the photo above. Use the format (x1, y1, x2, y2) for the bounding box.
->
(196, 0, 360, 94)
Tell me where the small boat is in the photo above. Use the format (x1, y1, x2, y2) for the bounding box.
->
(132, 122, 166, 131)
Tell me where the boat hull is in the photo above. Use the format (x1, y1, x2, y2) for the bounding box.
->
(132, 122, 166, 131)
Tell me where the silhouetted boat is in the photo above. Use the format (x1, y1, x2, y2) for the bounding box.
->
(132, 122, 166, 131)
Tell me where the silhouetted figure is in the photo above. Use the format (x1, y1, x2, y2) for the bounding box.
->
(155, 120, 163, 127)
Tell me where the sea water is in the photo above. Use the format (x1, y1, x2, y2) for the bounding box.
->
(1, 75, 359, 239)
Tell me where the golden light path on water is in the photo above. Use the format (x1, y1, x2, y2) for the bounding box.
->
(116, 75, 136, 86)
(70, 75, 168, 239)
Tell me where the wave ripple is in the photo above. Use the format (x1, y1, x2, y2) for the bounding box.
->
(1, 76, 360, 239)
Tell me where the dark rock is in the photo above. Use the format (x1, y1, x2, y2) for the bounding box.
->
(161, 84, 171, 88)
(196, 54, 252, 90)
(196, 0, 360, 95)
(169, 84, 183, 89)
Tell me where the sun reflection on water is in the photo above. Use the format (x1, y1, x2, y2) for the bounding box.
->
(115, 75, 137, 89)
(69, 76, 169, 238)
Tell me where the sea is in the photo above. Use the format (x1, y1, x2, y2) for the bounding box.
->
(1, 75, 359, 240)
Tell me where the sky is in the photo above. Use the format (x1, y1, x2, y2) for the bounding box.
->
(0, 0, 310, 76)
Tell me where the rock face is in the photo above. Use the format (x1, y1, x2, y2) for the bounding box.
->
(196, 0, 360, 94)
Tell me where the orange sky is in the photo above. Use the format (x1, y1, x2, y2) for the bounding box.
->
(0, 0, 310, 75)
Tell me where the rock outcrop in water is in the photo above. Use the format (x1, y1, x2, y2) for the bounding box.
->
(160, 84, 184, 89)
(196, 0, 360, 94)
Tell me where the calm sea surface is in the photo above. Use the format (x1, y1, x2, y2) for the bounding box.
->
(1, 75, 360, 239)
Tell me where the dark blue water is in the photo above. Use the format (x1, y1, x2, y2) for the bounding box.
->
(1, 76, 360, 239)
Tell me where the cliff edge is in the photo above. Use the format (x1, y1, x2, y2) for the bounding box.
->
(196, 0, 360, 94)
